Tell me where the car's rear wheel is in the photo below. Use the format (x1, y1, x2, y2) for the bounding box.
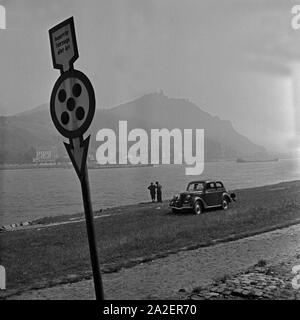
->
(172, 208, 179, 214)
(194, 201, 203, 215)
(222, 198, 229, 210)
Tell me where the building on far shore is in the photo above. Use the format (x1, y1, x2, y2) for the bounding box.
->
(33, 147, 58, 164)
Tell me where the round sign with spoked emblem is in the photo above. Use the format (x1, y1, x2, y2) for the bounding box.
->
(50, 69, 95, 139)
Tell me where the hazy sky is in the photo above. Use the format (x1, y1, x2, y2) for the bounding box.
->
(0, 0, 299, 152)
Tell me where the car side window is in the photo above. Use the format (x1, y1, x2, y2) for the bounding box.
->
(197, 183, 204, 191)
(206, 182, 216, 190)
(216, 182, 223, 189)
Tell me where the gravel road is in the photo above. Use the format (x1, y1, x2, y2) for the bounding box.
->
(8, 223, 300, 300)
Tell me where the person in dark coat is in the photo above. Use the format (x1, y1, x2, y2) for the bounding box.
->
(148, 182, 156, 202)
(156, 181, 162, 202)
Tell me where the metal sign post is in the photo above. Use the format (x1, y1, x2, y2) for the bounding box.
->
(49, 17, 104, 300)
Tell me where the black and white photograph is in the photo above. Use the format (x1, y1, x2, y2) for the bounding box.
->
(1, 0, 300, 311)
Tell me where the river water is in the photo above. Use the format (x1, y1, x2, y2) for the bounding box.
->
(1, 159, 299, 225)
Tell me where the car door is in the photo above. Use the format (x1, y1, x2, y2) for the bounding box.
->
(204, 182, 218, 206)
(215, 182, 225, 205)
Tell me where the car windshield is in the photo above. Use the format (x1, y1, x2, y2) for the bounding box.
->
(187, 182, 205, 191)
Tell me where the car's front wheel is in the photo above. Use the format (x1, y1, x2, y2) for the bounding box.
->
(194, 201, 203, 215)
(222, 198, 229, 210)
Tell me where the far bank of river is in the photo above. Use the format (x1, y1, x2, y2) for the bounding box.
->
(0, 163, 154, 170)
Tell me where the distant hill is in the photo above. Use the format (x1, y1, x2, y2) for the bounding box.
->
(0, 92, 266, 163)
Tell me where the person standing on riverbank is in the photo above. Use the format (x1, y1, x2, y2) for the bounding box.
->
(148, 182, 156, 202)
(156, 181, 162, 202)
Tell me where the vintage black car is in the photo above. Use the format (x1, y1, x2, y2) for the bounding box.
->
(169, 180, 236, 215)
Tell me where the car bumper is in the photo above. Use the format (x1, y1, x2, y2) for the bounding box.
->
(169, 204, 193, 210)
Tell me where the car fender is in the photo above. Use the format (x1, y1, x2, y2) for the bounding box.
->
(222, 192, 232, 203)
(191, 196, 205, 208)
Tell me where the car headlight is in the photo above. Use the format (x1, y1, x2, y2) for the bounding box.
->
(184, 195, 191, 202)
